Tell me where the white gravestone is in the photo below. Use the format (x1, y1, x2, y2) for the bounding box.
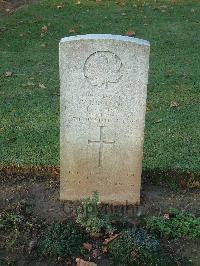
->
(60, 34, 150, 204)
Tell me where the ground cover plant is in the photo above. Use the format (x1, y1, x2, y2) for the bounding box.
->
(38, 220, 87, 258)
(108, 228, 177, 265)
(146, 208, 200, 239)
(76, 191, 114, 235)
(0, 182, 199, 265)
(0, 0, 200, 179)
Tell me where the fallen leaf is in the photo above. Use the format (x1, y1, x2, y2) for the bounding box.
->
(0, 27, 8, 32)
(41, 43, 47, 48)
(76, 258, 97, 266)
(83, 243, 93, 251)
(38, 83, 46, 89)
(69, 28, 76, 34)
(103, 234, 120, 245)
(155, 119, 162, 123)
(75, 0, 81, 5)
(57, 4, 64, 9)
(41, 25, 48, 33)
(163, 213, 170, 220)
(96, 0, 101, 3)
(4, 71, 12, 77)
(125, 30, 136, 37)
(102, 246, 108, 253)
(170, 101, 179, 108)
(27, 82, 35, 86)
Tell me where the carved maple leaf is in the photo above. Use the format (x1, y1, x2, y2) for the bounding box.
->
(84, 51, 123, 87)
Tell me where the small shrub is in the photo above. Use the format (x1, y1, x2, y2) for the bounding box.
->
(37, 220, 86, 258)
(76, 192, 113, 235)
(108, 228, 175, 266)
(146, 208, 200, 239)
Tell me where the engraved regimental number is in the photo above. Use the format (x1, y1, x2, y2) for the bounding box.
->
(84, 51, 123, 89)
(88, 126, 115, 167)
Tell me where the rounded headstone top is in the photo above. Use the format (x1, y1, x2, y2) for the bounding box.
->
(60, 34, 150, 47)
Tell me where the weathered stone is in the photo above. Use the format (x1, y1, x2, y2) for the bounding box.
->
(60, 34, 150, 204)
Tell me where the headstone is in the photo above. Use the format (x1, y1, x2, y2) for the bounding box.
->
(60, 34, 150, 204)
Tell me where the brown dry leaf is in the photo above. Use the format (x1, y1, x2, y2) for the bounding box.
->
(75, 0, 81, 5)
(103, 234, 120, 245)
(83, 243, 93, 251)
(125, 31, 136, 37)
(69, 28, 76, 34)
(41, 25, 48, 33)
(170, 101, 179, 108)
(102, 246, 108, 253)
(96, 0, 101, 3)
(4, 71, 12, 77)
(76, 258, 97, 266)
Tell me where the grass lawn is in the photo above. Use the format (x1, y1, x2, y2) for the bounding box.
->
(0, 0, 199, 175)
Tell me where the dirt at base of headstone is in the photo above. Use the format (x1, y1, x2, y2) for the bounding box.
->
(0, 173, 199, 265)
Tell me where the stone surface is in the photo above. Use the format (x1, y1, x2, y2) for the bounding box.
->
(60, 34, 150, 204)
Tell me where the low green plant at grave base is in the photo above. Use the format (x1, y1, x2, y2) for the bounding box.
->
(76, 191, 114, 235)
(37, 220, 86, 258)
(108, 228, 176, 266)
(146, 208, 200, 239)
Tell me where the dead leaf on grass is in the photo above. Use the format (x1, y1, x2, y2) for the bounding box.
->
(125, 30, 136, 37)
(69, 28, 76, 34)
(4, 71, 12, 77)
(170, 101, 179, 108)
(38, 83, 46, 89)
(0, 27, 8, 32)
(155, 119, 162, 123)
(103, 233, 120, 245)
(83, 242, 93, 251)
(57, 4, 64, 9)
(75, 0, 81, 5)
(41, 25, 48, 33)
(41, 43, 47, 48)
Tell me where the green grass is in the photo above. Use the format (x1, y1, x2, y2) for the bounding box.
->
(0, 0, 200, 174)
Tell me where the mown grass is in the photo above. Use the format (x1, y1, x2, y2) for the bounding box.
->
(0, 0, 199, 174)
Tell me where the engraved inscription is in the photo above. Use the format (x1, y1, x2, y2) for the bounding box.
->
(88, 126, 115, 167)
(84, 51, 123, 88)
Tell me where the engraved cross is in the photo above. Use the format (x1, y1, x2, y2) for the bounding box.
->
(88, 126, 115, 167)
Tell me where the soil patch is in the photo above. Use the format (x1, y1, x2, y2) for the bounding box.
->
(0, 173, 199, 265)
